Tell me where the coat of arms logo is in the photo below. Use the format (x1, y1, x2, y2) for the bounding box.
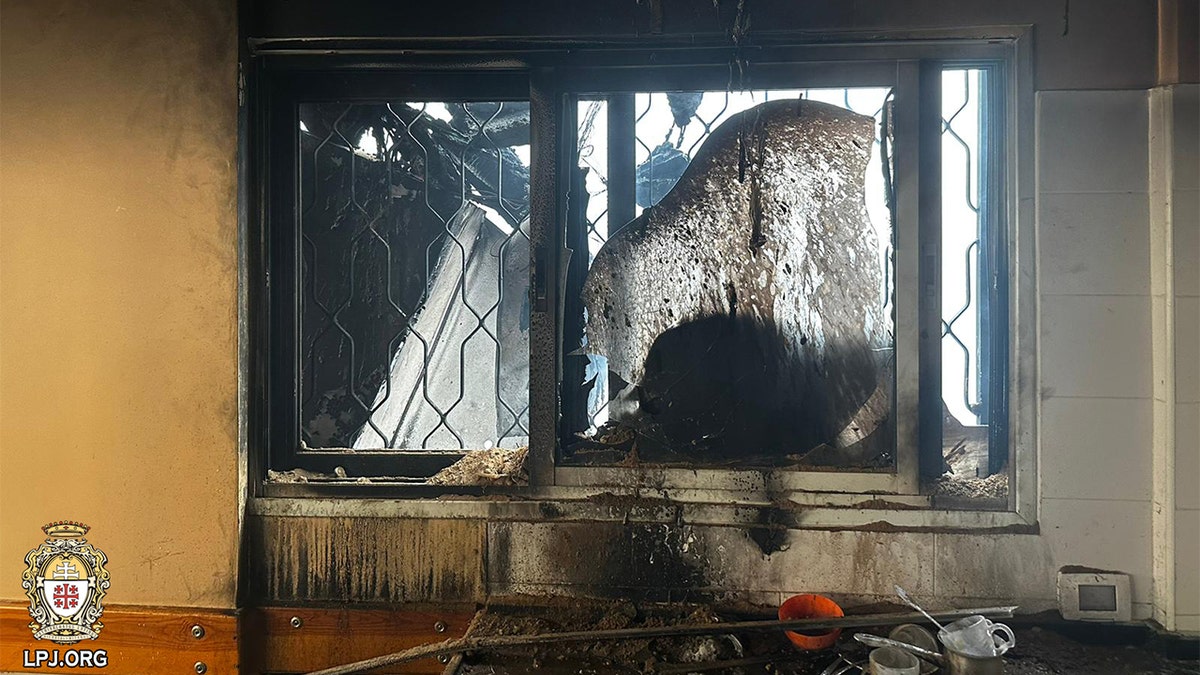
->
(22, 521, 110, 643)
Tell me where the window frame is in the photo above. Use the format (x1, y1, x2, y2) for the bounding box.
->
(252, 66, 534, 481)
(545, 59, 921, 496)
(247, 32, 1036, 528)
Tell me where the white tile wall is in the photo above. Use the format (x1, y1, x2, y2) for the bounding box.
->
(933, 534, 1054, 601)
(1173, 83, 1200, 634)
(1178, 615, 1200, 633)
(1033, 93, 1157, 616)
(1038, 90, 1149, 194)
(1175, 509, 1200, 616)
(1173, 188, 1199, 297)
(698, 527, 936, 597)
(1041, 498, 1154, 604)
(1177, 403, 1200, 511)
(1172, 85, 1199, 193)
(1176, 296, 1199, 404)
(1041, 397, 1153, 501)
(1039, 192, 1150, 295)
(1039, 294, 1152, 398)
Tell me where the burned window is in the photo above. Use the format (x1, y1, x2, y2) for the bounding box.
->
(254, 55, 1014, 498)
(563, 89, 896, 470)
(255, 69, 535, 482)
(297, 100, 531, 454)
(556, 64, 1010, 501)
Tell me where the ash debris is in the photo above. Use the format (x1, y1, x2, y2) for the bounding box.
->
(465, 602, 744, 673)
(928, 472, 1009, 500)
(429, 446, 529, 486)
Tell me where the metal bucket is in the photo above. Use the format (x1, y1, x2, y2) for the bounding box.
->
(944, 648, 1005, 675)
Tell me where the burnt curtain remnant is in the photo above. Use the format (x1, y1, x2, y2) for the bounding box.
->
(581, 99, 891, 465)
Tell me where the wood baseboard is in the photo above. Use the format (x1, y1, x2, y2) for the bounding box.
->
(0, 604, 238, 674)
(1, 604, 474, 675)
(242, 605, 475, 674)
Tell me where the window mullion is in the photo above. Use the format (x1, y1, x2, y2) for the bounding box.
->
(267, 76, 302, 474)
(917, 60, 945, 481)
(985, 63, 1011, 477)
(606, 94, 637, 233)
(892, 60, 924, 492)
(526, 69, 562, 486)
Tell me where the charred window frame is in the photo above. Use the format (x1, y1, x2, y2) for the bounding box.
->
(544, 50, 1014, 498)
(252, 65, 534, 485)
(249, 38, 1029, 505)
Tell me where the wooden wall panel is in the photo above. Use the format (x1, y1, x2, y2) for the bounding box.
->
(242, 606, 474, 674)
(0, 603, 475, 674)
(0, 604, 238, 674)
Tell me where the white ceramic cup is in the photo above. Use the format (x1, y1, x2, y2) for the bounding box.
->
(870, 646, 921, 675)
(937, 614, 1016, 657)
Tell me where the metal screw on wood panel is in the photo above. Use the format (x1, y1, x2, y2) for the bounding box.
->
(191, 624, 205, 639)
(434, 621, 447, 633)
(290, 616, 303, 629)
(194, 662, 207, 674)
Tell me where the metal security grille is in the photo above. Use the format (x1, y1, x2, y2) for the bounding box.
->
(297, 100, 531, 452)
(574, 88, 895, 433)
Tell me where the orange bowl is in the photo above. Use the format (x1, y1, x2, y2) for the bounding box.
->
(778, 593, 844, 650)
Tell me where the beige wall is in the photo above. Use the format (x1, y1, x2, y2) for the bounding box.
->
(0, 0, 239, 608)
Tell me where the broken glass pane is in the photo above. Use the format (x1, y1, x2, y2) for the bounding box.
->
(569, 89, 895, 469)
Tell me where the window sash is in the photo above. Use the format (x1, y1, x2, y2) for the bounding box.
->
(542, 60, 920, 494)
(256, 70, 532, 479)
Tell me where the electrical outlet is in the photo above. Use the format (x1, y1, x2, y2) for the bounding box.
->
(1058, 570, 1132, 622)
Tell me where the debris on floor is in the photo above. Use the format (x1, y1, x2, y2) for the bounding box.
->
(1002, 624, 1199, 674)
(446, 601, 1198, 675)
(465, 601, 733, 671)
(300, 594, 1197, 675)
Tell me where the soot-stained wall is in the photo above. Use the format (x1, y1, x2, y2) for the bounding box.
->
(242, 1, 1197, 630)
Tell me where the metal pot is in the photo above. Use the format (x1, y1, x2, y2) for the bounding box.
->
(944, 648, 1005, 675)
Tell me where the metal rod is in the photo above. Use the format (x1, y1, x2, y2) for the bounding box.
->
(440, 609, 486, 675)
(895, 585, 946, 632)
(303, 606, 1017, 675)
